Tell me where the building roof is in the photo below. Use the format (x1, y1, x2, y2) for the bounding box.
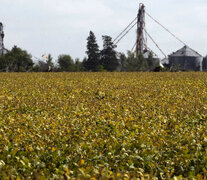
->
(143, 49, 159, 59)
(161, 58, 169, 64)
(169, 46, 202, 57)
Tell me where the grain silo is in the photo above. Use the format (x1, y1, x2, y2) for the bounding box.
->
(143, 49, 160, 68)
(168, 46, 203, 71)
(203, 56, 207, 71)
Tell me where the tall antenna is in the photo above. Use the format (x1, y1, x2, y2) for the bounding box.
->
(0, 22, 5, 55)
(136, 3, 146, 55)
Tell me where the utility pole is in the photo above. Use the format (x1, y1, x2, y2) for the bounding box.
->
(0, 22, 5, 56)
(136, 3, 146, 56)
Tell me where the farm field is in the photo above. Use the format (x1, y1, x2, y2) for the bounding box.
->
(0, 72, 206, 179)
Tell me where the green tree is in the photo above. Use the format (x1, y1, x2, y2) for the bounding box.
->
(125, 51, 140, 71)
(0, 55, 7, 71)
(35, 54, 55, 72)
(120, 51, 148, 72)
(101, 35, 119, 71)
(138, 53, 148, 71)
(147, 52, 155, 71)
(36, 60, 48, 72)
(58, 54, 74, 71)
(0, 46, 33, 72)
(85, 31, 100, 71)
(118, 53, 127, 71)
(74, 58, 84, 72)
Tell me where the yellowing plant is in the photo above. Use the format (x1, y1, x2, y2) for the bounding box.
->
(0, 72, 206, 179)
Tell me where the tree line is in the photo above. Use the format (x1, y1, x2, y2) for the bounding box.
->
(0, 31, 160, 72)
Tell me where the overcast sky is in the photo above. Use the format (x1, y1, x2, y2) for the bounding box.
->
(1, 0, 207, 62)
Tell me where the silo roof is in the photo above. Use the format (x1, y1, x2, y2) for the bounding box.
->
(143, 50, 159, 59)
(161, 58, 169, 64)
(169, 46, 202, 57)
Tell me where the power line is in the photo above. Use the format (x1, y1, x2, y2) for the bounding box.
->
(114, 22, 137, 45)
(145, 11, 186, 46)
(131, 41, 137, 52)
(113, 17, 137, 43)
(144, 29, 167, 58)
(113, 5, 186, 59)
(146, 46, 159, 58)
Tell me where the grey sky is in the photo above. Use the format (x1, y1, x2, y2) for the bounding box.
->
(1, 0, 207, 62)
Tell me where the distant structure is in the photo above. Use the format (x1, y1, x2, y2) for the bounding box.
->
(135, 3, 162, 67)
(143, 49, 160, 67)
(113, 3, 162, 68)
(0, 22, 5, 55)
(203, 56, 207, 71)
(113, 4, 206, 71)
(168, 46, 203, 71)
(136, 3, 146, 55)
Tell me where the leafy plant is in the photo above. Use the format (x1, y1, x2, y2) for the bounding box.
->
(0, 72, 206, 179)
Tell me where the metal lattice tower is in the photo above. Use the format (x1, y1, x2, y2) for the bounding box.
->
(136, 3, 146, 55)
(0, 22, 5, 55)
(113, 3, 187, 61)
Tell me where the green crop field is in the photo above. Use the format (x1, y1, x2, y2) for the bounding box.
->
(0, 72, 206, 179)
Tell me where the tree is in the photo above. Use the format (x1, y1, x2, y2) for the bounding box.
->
(35, 54, 55, 72)
(118, 53, 127, 71)
(0, 46, 33, 72)
(32, 54, 55, 72)
(138, 53, 148, 71)
(36, 61, 48, 72)
(125, 51, 140, 71)
(0, 55, 6, 71)
(147, 52, 155, 71)
(74, 58, 84, 72)
(85, 31, 100, 71)
(119, 51, 148, 72)
(100, 35, 119, 71)
(58, 54, 74, 71)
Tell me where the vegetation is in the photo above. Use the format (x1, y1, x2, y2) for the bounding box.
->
(57, 54, 74, 72)
(0, 72, 206, 179)
(0, 46, 33, 72)
(33, 54, 54, 72)
(84, 31, 100, 71)
(121, 51, 148, 72)
(0, 31, 162, 72)
(147, 52, 156, 71)
(100, 35, 119, 72)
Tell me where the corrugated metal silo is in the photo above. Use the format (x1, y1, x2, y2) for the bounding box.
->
(203, 56, 207, 71)
(168, 46, 203, 71)
(143, 49, 160, 67)
(161, 58, 170, 68)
